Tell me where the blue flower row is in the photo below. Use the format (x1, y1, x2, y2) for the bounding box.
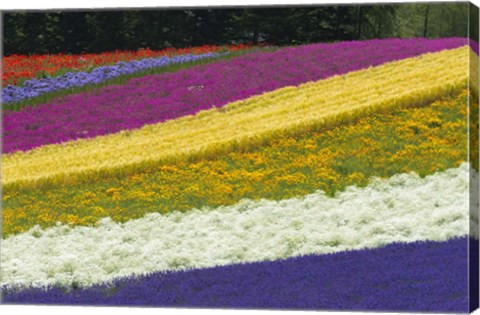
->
(2, 237, 471, 311)
(2, 52, 223, 104)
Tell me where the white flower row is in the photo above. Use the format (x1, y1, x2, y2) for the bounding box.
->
(1, 163, 474, 289)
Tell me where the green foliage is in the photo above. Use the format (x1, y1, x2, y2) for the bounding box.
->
(470, 3, 479, 41)
(2, 3, 473, 56)
(396, 3, 468, 38)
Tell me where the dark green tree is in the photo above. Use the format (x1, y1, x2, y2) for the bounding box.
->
(1, 3, 473, 56)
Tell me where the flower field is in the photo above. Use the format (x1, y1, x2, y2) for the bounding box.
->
(3, 52, 227, 104)
(1, 38, 479, 312)
(2, 44, 252, 86)
(3, 38, 465, 152)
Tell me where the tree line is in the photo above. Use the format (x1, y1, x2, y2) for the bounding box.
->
(2, 3, 472, 56)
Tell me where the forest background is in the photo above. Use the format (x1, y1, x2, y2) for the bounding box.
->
(2, 2, 478, 55)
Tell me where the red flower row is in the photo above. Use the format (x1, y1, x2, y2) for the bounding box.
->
(3, 44, 253, 86)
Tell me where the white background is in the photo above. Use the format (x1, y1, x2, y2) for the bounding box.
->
(0, 0, 479, 315)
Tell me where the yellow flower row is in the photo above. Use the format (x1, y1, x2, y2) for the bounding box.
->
(2, 46, 471, 190)
(470, 49, 479, 98)
(2, 90, 469, 237)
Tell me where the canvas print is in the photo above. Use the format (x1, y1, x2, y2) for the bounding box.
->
(0, 2, 479, 313)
